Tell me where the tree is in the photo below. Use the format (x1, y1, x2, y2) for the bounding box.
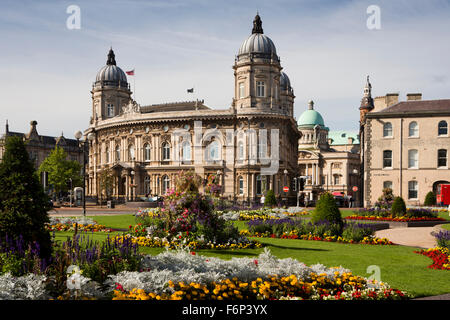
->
(424, 191, 436, 206)
(312, 192, 343, 227)
(38, 146, 82, 198)
(98, 168, 115, 202)
(0, 136, 52, 258)
(264, 189, 277, 207)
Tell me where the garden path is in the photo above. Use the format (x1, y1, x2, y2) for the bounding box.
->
(375, 227, 437, 249)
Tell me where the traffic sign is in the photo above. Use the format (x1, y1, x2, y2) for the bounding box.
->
(352, 186, 358, 192)
(283, 186, 289, 192)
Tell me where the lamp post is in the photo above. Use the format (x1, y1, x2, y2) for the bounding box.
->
(74, 130, 95, 221)
(283, 169, 288, 206)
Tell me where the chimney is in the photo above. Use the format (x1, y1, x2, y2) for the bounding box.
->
(407, 93, 422, 101)
(385, 93, 399, 107)
(347, 137, 354, 145)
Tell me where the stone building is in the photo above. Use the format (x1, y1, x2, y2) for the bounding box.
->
(0, 120, 84, 184)
(359, 77, 450, 206)
(297, 100, 361, 204)
(84, 14, 300, 204)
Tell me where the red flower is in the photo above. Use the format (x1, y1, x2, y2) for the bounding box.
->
(191, 252, 196, 255)
(253, 259, 258, 266)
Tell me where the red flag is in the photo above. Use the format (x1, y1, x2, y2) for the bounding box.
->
(126, 69, 135, 76)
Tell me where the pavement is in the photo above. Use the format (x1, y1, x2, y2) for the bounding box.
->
(375, 227, 438, 249)
(49, 205, 136, 216)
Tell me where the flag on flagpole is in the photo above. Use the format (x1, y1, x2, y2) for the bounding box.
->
(187, 88, 194, 93)
(126, 69, 135, 76)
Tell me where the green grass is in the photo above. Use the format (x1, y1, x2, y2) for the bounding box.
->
(50, 214, 450, 298)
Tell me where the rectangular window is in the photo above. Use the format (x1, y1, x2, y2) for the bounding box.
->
(438, 149, 447, 168)
(383, 181, 393, 190)
(408, 149, 418, 169)
(256, 81, 265, 97)
(383, 150, 392, 168)
(107, 104, 114, 117)
(239, 178, 244, 195)
(239, 82, 245, 99)
(408, 181, 418, 199)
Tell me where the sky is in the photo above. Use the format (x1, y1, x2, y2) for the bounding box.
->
(1, 0, 450, 139)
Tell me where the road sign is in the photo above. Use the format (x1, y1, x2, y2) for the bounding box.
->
(283, 186, 289, 192)
(352, 186, 358, 192)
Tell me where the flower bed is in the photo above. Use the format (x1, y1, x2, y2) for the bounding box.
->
(110, 249, 408, 301)
(345, 215, 445, 222)
(414, 247, 450, 270)
(218, 208, 309, 221)
(239, 230, 394, 246)
(112, 234, 262, 250)
(46, 217, 112, 232)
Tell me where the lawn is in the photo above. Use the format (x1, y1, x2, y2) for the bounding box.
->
(51, 213, 450, 298)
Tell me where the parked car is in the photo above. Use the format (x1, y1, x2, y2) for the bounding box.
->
(334, 195, 347, 207)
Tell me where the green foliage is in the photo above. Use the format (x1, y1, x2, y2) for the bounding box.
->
(391, 196, 407, 217)
(0, 136, 52, 258)
(311, 192, 343, 227)
(98, 168, 115, 200)
(342, 223, 375, 242)
(0, 253, 23, 276)
(264, 190, 277, 207)
(38, 146, 82, 195)
(424, 191, 436, 206)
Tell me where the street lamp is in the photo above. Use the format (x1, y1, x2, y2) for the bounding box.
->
(283, 169, 288, 206)
(75, 130, 95, 221)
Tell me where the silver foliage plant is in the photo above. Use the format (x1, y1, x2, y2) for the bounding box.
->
(0, 248, 393, 299)
(106, 248, 355, 295)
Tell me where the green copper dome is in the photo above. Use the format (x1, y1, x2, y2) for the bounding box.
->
(297, 100, 326, 128)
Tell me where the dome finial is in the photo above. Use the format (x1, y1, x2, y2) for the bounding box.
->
(107, 47, 116, 66)
(308, 100, 314, 110)
(252, 13, 263, 34)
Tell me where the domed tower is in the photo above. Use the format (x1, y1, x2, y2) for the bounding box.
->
(233, 14, 283, 113)
(91, 48, 132, 123)
(297, 100, 329, 150)
(280, 71, 295, 116)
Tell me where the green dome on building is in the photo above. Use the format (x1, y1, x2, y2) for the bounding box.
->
(297, 100, 327, 129)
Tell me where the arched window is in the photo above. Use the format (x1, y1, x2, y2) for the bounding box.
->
(206, 140, 220, 161)
(181, 140, 191, 162)
(438, 121, 448, 136)
(115, 145, 120, 162)
(383, 122, 393, 137)
(144, 143, 151, 161)
(408, 121, 419, 137)
(238, 176, 244, 195)
(144, 176, 151, 195)
(162, 175, 170, 194)
(408, 149, 418, 169)
(128, 145, 135, 161)
(162, 142, 170, 161)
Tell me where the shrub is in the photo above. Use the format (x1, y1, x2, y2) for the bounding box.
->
(424, 192, 436, 206)
(311, 193, 343, 228)
(264, 190, 277, 207)
(391, 197, 406, 217)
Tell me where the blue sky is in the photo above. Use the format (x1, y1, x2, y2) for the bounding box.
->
(1, 0, 450, 138)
